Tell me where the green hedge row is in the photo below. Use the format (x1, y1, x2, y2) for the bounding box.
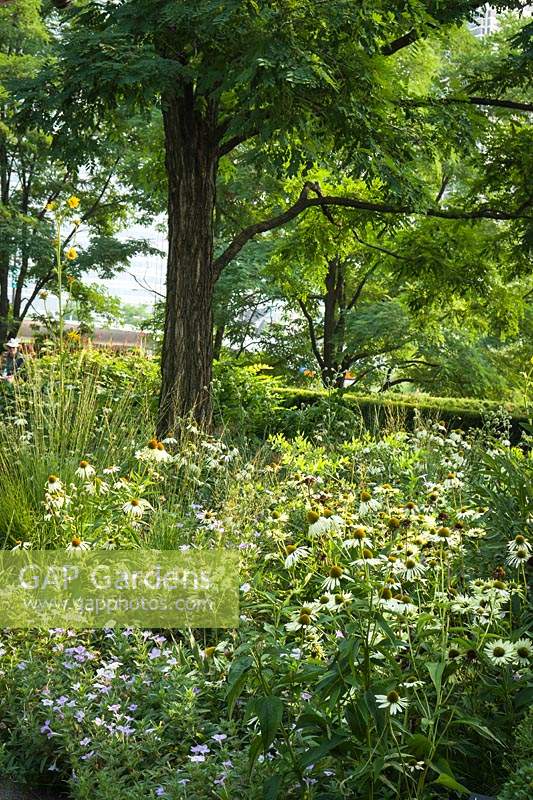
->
(273, 387, 530, 442)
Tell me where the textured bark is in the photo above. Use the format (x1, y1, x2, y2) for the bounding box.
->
(157, 86, 219, 436)
(321, 255, 347, 387)
(0, 256, 9, 349)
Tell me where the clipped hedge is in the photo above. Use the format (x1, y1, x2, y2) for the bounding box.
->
(272, 387, 530, 443)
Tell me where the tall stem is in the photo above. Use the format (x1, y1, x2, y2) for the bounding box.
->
(55, 216, 65, 457)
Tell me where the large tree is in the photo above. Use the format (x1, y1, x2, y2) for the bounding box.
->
(48, 0, 532, 432)
(0, 0, 156, 347)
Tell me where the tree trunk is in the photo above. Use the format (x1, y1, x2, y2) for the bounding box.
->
(213, 323, 225, 361)
(0, 256, 10, 349)
(157, 86, 219, 437)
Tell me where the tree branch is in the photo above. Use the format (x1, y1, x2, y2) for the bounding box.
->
(296, 297, 324, 370)
(403, 96, 533, 113)
(213, 181, 531, 277)
(218, 130, 259, 158)
(382, 29, 418, 56)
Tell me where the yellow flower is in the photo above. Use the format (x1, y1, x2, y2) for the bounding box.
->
(65, 247, 78, 261)
(67, 195, 80, 209)
(46, 201, 56, 212)
(67, 330, 81, 342)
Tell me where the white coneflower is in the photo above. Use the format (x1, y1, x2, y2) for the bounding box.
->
(513, 638, 533, 667)
(507, 534, 531, 556)
(374, 483, 400, 496)
(100, 539, 118, 550)
(379, 598, 419, 616)
(334, 591, 353, 606)
(401, 678, 424, 688)
(375, 690, 409, 715)
(11, 541, 32, 551)
(308, 515, 332, 537)
(359, 490, 380, 515)
(136, 438, 172, 463)
(343, 526, 372, 549)
(321, 565, 348, 592)
(66, 536, 91, 552)
(122, 498, 152, 517)
(75, 460, 96, 480)
(46, 475, 63, 493)
(315, 593, 337, 611)
(284, 545, 311, 568)
(433, 526, 456, 545)
(353, 548, 383, 567)
(45, 492, 69, 510)
(443, 472, 463, 489)
(484, 639, 515, 666)
(285, 606, 316, 632)
(394, 557, 427, 581)
(103, 465, 120, 475)
(450, 594, 473, 614)
(84, 478, 109, 496)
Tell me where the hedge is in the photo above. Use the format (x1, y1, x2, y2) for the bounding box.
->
(273, 387, 530, 443)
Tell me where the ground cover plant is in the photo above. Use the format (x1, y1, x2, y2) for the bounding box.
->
(0, 367, 531, 799)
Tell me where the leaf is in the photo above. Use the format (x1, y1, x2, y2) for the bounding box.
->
(225, 655, 253, 718)
(426, 661, 445, 695)
(453, 717, 504, 745)
(429, 757, 471, 796)
(248, 734, 263, 778)
(256, 695, 284, 751)
(433, 773, 470, 795)
(298, 733, 348, 768)
(406, 733, 432, 760)
(263, 774, 282, 800)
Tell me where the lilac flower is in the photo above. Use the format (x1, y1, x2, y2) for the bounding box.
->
(190, 744, 210, 755)
(80, 751, 95, 761)
(115, 724, 135, 736)
(155, 789, 166, 797)
(211, 733, 227, 743)
(40, 720, 55, 739)
(128, 704, 138, 712)
(189, 755, 206, 763)
(222, 760, 234, 769)
(214, 774, 226, 786)
(107, 704, 121, 714)
(55, 696, 70, 707)
(192, 686, 201, 695)
(149, 648, 161, 660)
(16, 661, 27, 670)
(79, 737, 92, 747)
(301, 691, 312, 701)
(74, 710, 85, 723)
(41, 698, 54, 707)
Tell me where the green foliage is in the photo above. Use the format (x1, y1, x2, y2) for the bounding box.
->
(272, 386, 529, 442)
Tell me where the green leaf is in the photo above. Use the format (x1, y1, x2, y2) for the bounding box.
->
(454, 717, 504, 745)
(256, 695, 284, 751)
(426, 661, 445, 695)
(298, 733, 348, 769)
(433, 773, 470, 795)
(248, 734, 264, 778)
(225, 655, 252, 718)
(406, 733, 432, 760)
(263, 774, 283, 800)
